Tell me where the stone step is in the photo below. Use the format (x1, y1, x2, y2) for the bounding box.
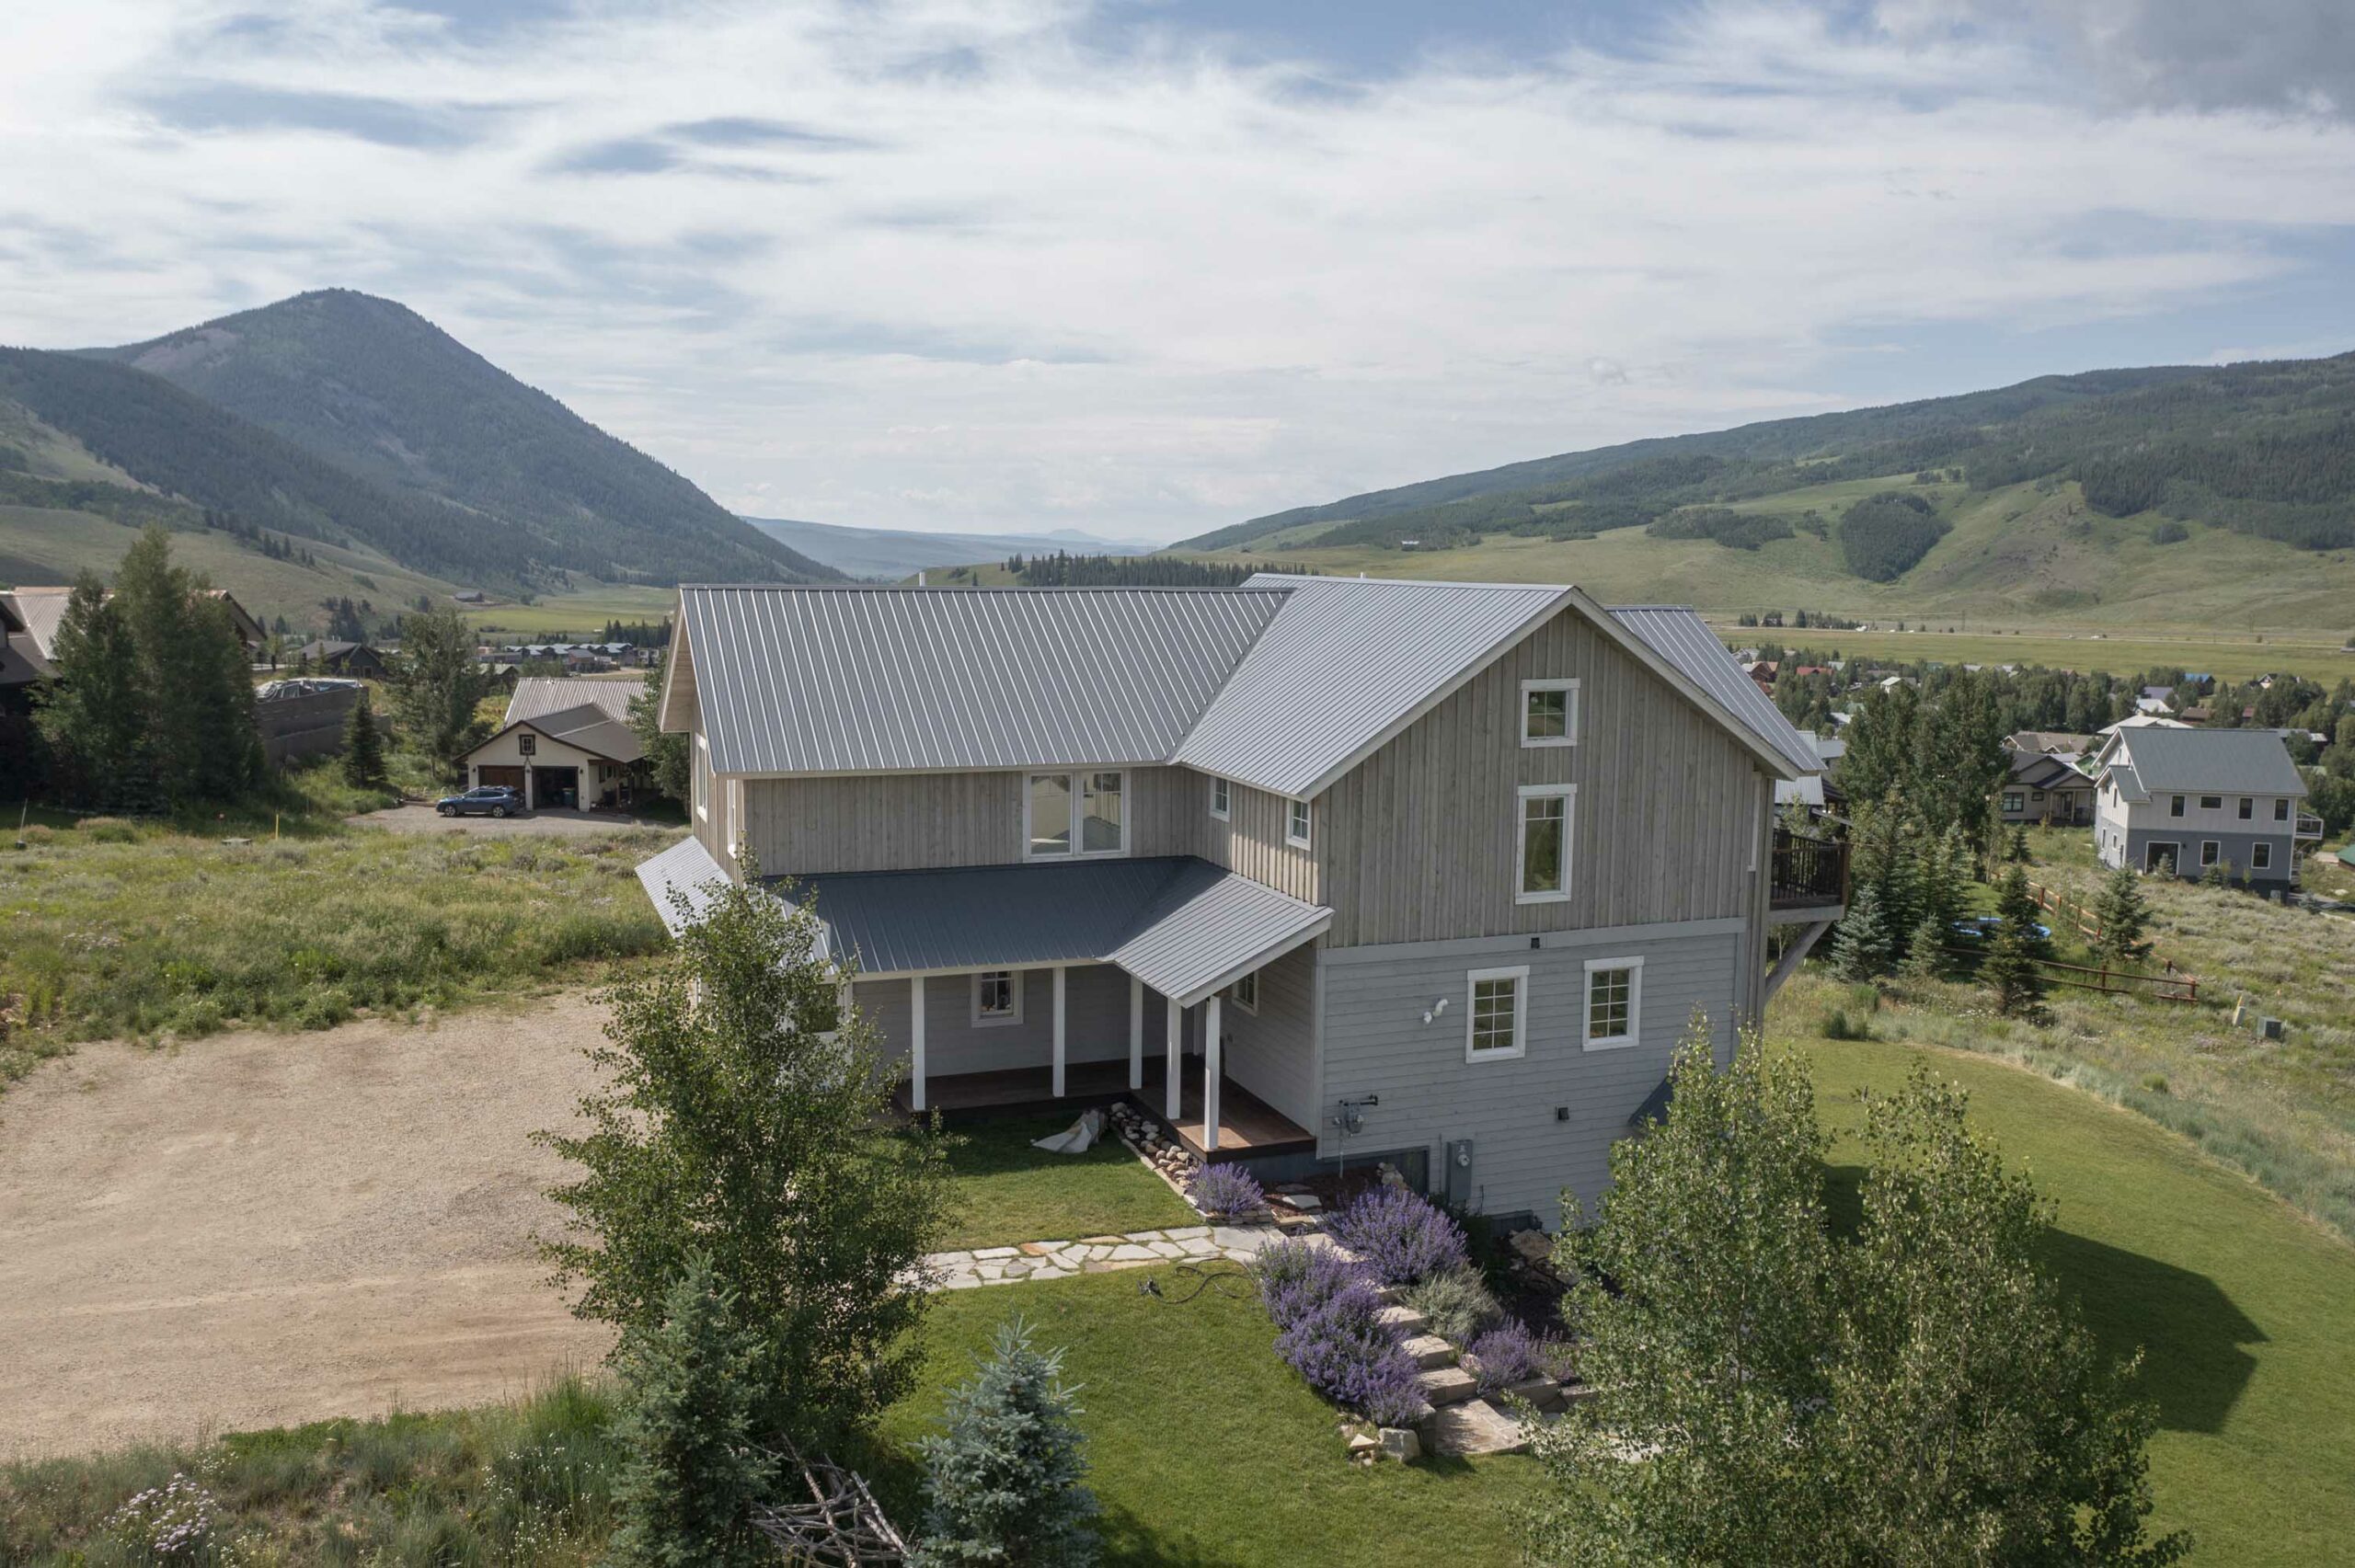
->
(1500, 1377, 1568, 1413)
(1374, 1303, 1430, 1336)
(1416, 1365, 1477, 1406)
(1401, 1333, 1456, 1370)
(1421, 1397, 1530, 1458)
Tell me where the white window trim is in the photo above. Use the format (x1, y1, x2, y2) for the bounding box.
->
(2144, 840, 2180, 874)
(1023, 770, 1129, 861)
(2253, 841, 2273, 870)
(2200, 839, 2222, 867)
(1209, 776, 1230, 821)
(1465, 965, 1529, 1062)
(971, 970, 1024, 1027)
(694, 734, 710, 821)
(1230, 967, 1258, 1014)
(726, 777, 745, 861)
(1520, 678, 1581, 748)
(1286, 796, 1312, 849)
(2169, 795, 2185, 818)
(1515, 783, 1575, 905)
(1582, 956, 1645, 1051)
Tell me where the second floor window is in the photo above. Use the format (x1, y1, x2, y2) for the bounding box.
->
(2170, 795, 2185, 818)
(1028, 772, 1126, 857)
(2199, 795, 2223, 811)
(2238, 797, 2254, 819)
(1518, 784, 1573, 902)
(1210, 776, 1230, 820)
(1584, 957, 1643, 1049)
(2274, 798, 2291, 821)
(1521, 679, 1580, 747)
(1465, 966, 1527, 1061)
(1286, 796, 1312, 848)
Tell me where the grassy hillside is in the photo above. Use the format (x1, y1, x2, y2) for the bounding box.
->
(83, 290, 838, 589)
(744, 515, 1155, 580)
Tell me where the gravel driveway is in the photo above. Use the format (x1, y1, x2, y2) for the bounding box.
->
(348, 803, 680, 836)
(0, 997, 615, 1458)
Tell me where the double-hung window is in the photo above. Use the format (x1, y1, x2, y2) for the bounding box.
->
(1517, 784, 1574, 903)
(1520, 679, 1580, 747)
(2253, 841, 2273, 870)
(1286, 796, 1312, 848)
(1230, 968, 1258, 1013)
(2238, 796, 2254, 820)
(1027, 771, 1126, 858)
(2274, 798, 2291, 822)
(1209, 776, 1230, 820)
(973, 971, 1022, 1025)
(2169, 795, 2186, 818)
(2200, 840, 2222, 868)
(1583, 957, 1643, 1050)
(1465, 966, 1528, 1062)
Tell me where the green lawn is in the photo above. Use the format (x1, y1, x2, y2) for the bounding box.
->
(1791, 1022, 2355, 1566)
(939, 1113, 1198, 1250)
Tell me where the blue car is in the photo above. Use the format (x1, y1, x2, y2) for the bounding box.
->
(435, 785, 524, 818)
(1950, 914, 2051, 944)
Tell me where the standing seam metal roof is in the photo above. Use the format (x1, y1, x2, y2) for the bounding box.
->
(2104, 727, 2308, 796)
(1605, 606, 1824, 777)
(506, 675, 641, 727)
(683, 587, 1287, 774)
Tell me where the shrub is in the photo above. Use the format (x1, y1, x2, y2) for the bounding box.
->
(1466, 1322, 1569, 1393)
(1403, 1265, 1502, 1344)
(1820, 1008, 1870, 1042)
(1326, 1185, 1469, 1286)
(913, 1314, 1099, 1568)
(1187, 1163, 1264, 1219)
(77, 817, 140, 843)
(1252, 1241, 1427, 1427)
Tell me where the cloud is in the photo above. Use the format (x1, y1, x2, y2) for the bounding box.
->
(1, 0, 2352, 543)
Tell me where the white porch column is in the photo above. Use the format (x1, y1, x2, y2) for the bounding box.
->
(1165, 1001, 1183, 1120)
(1203, 993, 1223, 1152)
(1128, 976, 1144, 1091)
(1051, 965, 1068, 1098)
(909, 976, 927, 1114)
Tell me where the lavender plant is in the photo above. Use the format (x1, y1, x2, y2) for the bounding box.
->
(1251, 1240, 1427, 1427)
(1326, 1185, 1469, 1286)
(1187, 1162, 1265, 1219)
(1465, 1322, 1568, 1394)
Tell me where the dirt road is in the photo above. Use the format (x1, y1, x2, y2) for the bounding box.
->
(0, 997, 615, 1458)
(346, 803, 680, 836)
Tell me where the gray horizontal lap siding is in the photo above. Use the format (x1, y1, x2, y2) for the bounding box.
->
(856, 964, 1158, 1080)
(1318, 929, 1740, 1228)
(1220, 943, 1318, 1132)
(2120, 827, 2295, 882)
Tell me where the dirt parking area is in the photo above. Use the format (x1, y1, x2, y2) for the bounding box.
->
(348, 803, 679, 836)
(0, 996, 615, 1459)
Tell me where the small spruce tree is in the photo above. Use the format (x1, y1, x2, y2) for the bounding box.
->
(2010, 824, 2031, 862)
(341, 690, 388, 792)
(1994, 865, 2054, 961)
(913, 1315, 1098, 1568)
(1982, 921, 2046, 1020)
(2091, 865, 2153, 967)
(1900, 913, 1947, 982)
(605, 1253, 778, 1568)
(1830, 882, 1895, 982)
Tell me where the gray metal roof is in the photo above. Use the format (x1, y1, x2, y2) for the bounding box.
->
(635, 835, 739, 937)
(681, 587, 1286, 775)
(1176, 577, 1570, 798)
(507, 675, 641, 728)
(762, 855, 1328, 1006)
(1605, 606, 1822, 778)
(2, 589, 70, 662)
(2104, 727, 2308, 797)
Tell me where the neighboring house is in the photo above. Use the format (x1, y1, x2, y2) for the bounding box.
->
(2098, 714, 2191, 738)
(1999, 750, 2095, 828)
(2006, 729, 2094, 760)
(2092, 727, 2321, 884)
(636, 578, 1834, 1228)
(294, 640, 392, 678)
(1775, 734, 1846, 814)
(1744, 659, 1778, 691)
(3, 584, 261, 687)
(2138, 685, 2176, 714)
(460, 676, 649, 809)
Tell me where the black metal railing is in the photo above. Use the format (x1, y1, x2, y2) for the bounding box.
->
(1770, 829, 1849, 909)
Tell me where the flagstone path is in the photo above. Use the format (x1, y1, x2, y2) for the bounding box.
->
(920, 1221, 1288, 1289)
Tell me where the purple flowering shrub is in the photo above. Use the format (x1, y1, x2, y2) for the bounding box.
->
(1252, 1240, 1427, 1426)
(1188, 1162, 1265, 1219)
(1465, 1321, 1570, 1393)
(1326, 1185, 1469, 1286)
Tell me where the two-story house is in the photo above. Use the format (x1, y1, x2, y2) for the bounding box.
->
(2092, 726, 2321, 884)
(636, 577, 1835, 1227)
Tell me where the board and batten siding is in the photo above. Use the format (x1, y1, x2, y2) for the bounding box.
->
(1316, 604, 1766, 948)
(1189, 770, 1320, 903)
(1316, 924, 1741, 1227)
(738, 766, 1196, 876)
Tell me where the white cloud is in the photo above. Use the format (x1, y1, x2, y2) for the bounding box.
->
(0, 0, 2351, 540)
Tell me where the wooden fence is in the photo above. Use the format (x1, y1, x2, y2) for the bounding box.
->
(1950, 876, 2202, 1003)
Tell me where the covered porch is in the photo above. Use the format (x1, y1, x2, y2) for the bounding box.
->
(890, 1054, 1315, 1162)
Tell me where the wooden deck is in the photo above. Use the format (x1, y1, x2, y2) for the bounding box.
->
(894, 1057, 1315, 1162)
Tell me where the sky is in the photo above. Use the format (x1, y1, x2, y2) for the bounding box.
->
(5, 1, 2355, 544)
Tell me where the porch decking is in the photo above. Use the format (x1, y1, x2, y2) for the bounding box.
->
(893, 1058, 1315, 1162)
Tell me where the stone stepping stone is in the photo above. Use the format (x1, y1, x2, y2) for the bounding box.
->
(1374, 1304, 1430, 1335)
(1502, 1377, 1568, 1413)
(1416, 1366, 1478, 1406)
(1422, 1397, 1530, 1457)
(1402, 1334, 1457, 1370)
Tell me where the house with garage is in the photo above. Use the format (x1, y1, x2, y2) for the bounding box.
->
(636, 578, 1837, 1228)
(1999, 748, 2096, 828)
(460, 676, 650, 810)
(2092, 726, 2321, 885)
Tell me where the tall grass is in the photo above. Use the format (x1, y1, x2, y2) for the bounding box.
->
(0, 1379, 622, 1565)
(0, 807, 674, 1084)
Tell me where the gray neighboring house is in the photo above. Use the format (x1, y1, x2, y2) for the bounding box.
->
(2092, 727, 2321, 884)
(637, 578, 1835, 1227)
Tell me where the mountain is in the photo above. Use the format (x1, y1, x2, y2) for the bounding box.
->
(743, 515, 1156, 579)
(1177, 353, 2355, 632)
(84, 289, 838, 589)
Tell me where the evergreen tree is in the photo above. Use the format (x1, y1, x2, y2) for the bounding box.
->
(1830, 882, 1895, 982)
(1995, 865, 2055, 962)
(2091, 866, 2153, 967)
(389, 605, 489, 783)
(31, 575, 150, 809)
(628, 654, 689, 803)
(913, 1315, 1099, 1568)
(605, 1252, 779, 1568)
(2010, 824, 2031, 862)
(341, 690, 388, 791)
(1901, 914, 1948, 982)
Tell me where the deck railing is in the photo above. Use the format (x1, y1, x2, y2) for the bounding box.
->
(2296, 812, 2324, 840)
(1770, 829, 1849, 910)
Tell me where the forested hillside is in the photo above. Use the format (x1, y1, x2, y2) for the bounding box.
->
(85, 290, 836, 589)
(1184, 354, 2355, 567)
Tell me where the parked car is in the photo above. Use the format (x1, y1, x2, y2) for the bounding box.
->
(1949, 914, 2052, 944)
(436, 785, 524, 818)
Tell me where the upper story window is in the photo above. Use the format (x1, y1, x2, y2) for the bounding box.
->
(2169, 795, 2185, 818)
(2274, 798, 2291, 821)
(1286, 796, 1312, 849)
(1517, 783, 1574, 903)
(1210, 776, 1230, 821)
(1521, 679, 1580, 748)
(694, 735, 710, 821)
(1230, 967, 1258, 1014)
(1027, 772, 1127, 858)
(2200, 795, 2223, 811)
(1583, 956, 1644, 1050)
(2238, 796, 2254, 819)
(1465, 966, 1528, 1062)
